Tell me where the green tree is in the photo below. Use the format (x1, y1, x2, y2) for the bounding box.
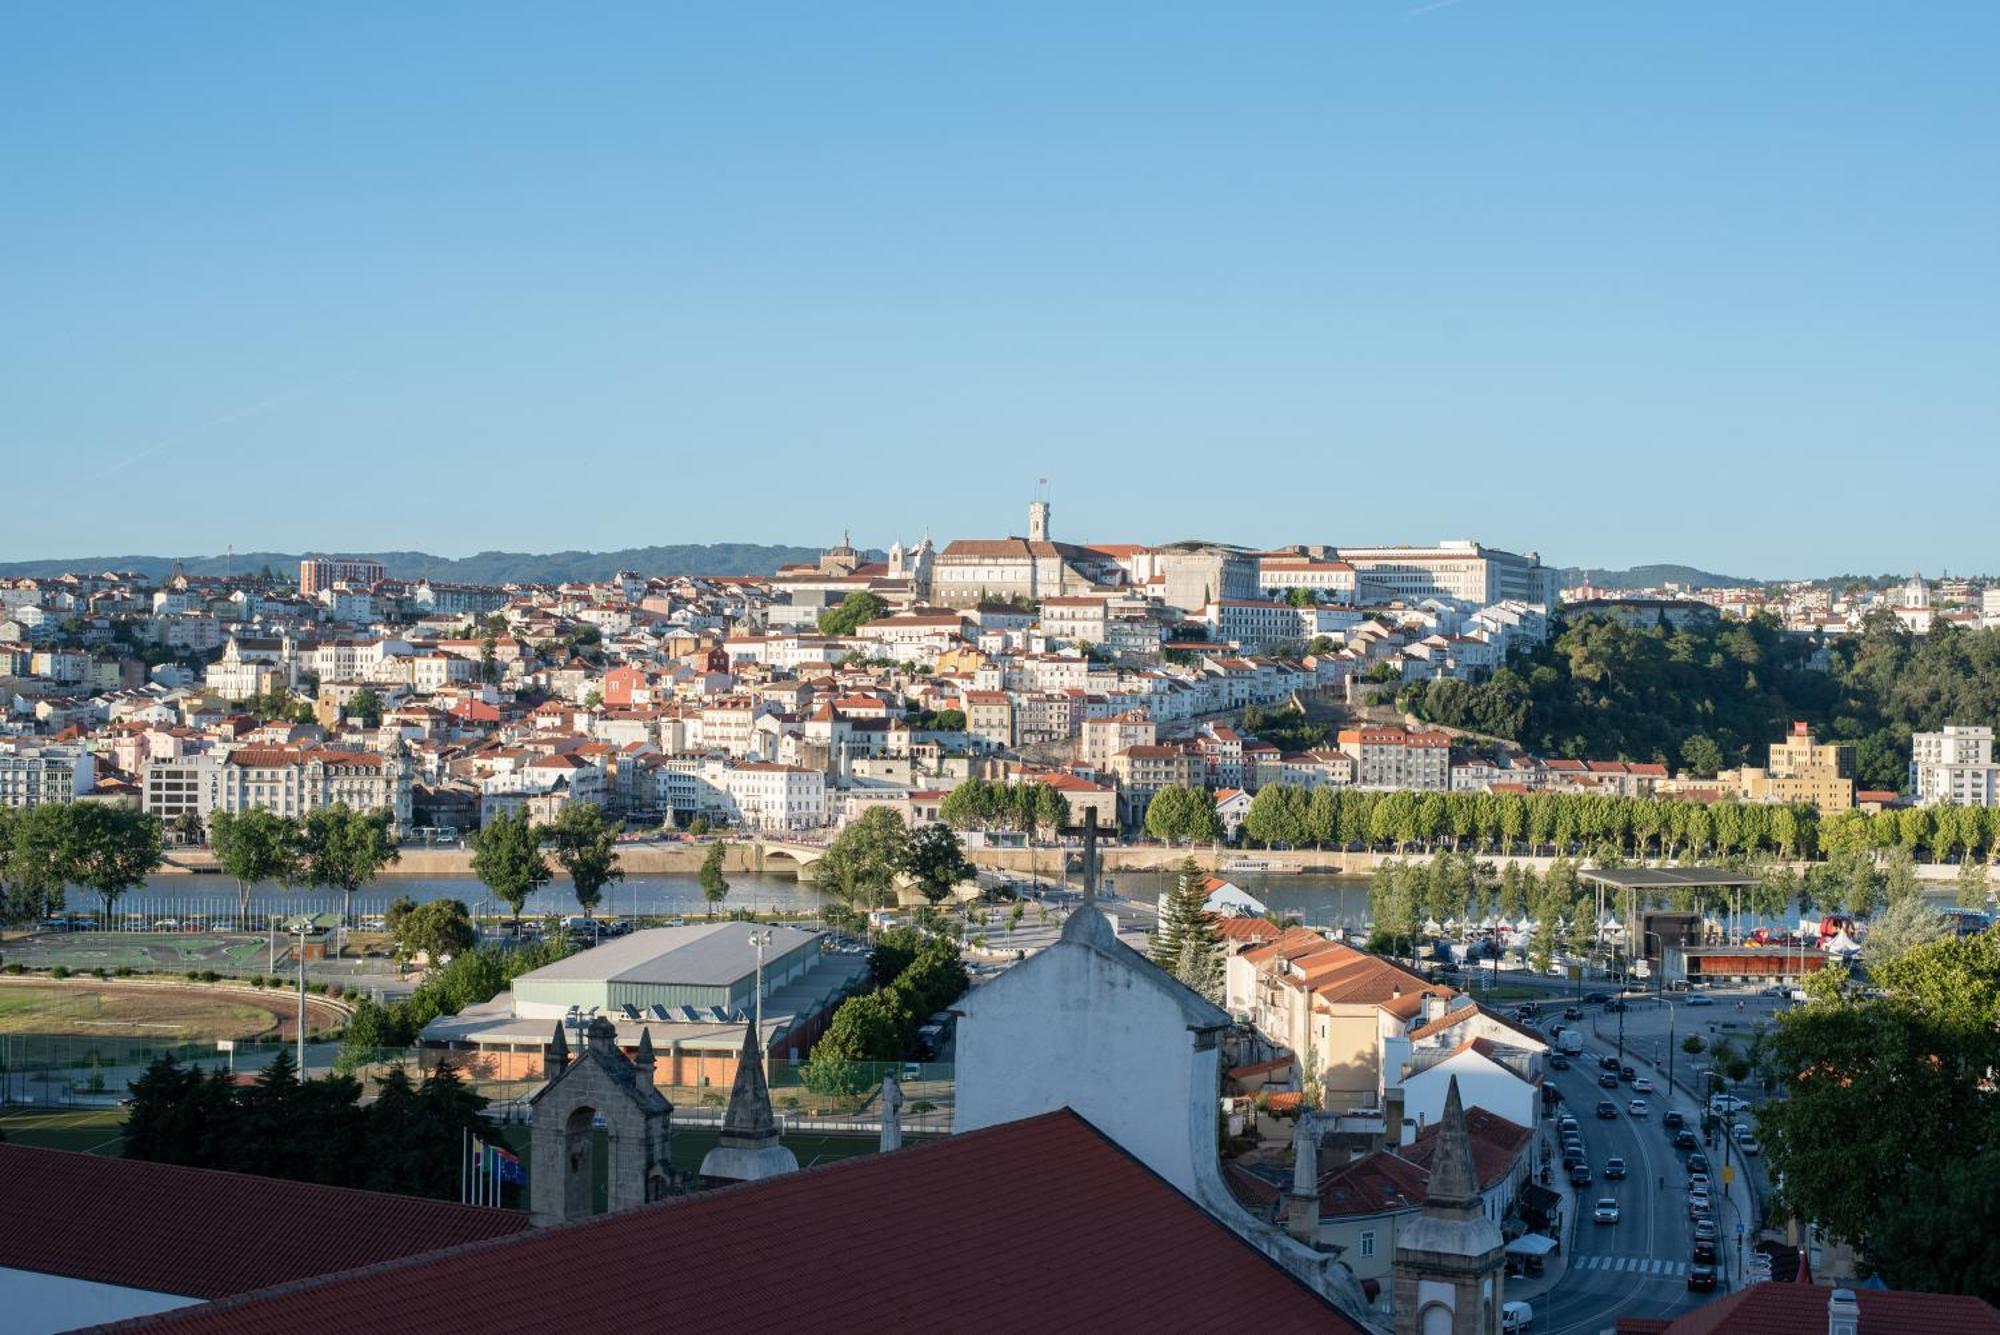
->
(901, 822, 973, 906)
(1862, 894, 1951, 968)
(396, 898, 475, 964)
(468, 809, 551, 935)
(816, 591, 889, 636)
(1955, 852, 1991, 909)
(209, 808, 300, 923)
(547, 802, 624, 920)
(9, 804, 165, 922)
(345, 687, 384, 728)
(815, 806, 910, 908)
(298, 804, 400, 956)
(698, 842, 730, 915)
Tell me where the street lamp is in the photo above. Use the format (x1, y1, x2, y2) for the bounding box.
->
(748, 927, 772, 1079)
(288, 918, 312, 1081)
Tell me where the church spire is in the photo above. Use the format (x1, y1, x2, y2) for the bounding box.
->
(719, 1020, 779, 1148)
(1425, 1074, 1480, 1213)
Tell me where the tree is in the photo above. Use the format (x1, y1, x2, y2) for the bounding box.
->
(902, 822, 973, 906)
(1760, 931, 2000, 1278)
(1152, 858, 1222, 1001)
(19, 804, 165, 921)
(698, 842, 730, 915)
(468, 810, 551, 935)
(1864, 894, 1952, 967)
(815, 806, 910, 908)
(1956, 853, 1991, 909)
(298, 805, 400, 956)
(1152, 857, 1206, 970)
(547, 802, 624, 920)
(396, 898, 475, 964)
(209, 809, 300, 922)
(345, 687, 384, 728)
(816, 591, 888, 636)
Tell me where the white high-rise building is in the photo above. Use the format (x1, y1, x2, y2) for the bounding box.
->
(1335, 540, 1558, 608)
(1910, 725, 2000, 807)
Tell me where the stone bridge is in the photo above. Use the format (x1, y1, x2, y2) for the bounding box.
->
(753, 840, 829, 882)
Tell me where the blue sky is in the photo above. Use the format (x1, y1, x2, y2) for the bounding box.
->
(3, 3, 1995, 576)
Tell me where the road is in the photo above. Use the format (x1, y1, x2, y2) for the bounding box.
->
(1533, 1046, 1717, 1334)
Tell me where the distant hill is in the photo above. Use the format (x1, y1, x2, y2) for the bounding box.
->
(0, 545, 858, 584)
(1557, 563, 1762, 591)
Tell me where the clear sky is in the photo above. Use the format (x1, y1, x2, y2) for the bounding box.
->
(4, 3, 1995, 576)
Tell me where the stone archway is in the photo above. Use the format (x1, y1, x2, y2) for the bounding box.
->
(562, 1104, 599, 1220)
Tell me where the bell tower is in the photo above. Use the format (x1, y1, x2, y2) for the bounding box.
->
(1392, 1074, 1505, 1335)
(1027, 499, 1050, 544)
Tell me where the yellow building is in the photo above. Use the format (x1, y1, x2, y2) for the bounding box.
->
(1721, 722, 1854, 811)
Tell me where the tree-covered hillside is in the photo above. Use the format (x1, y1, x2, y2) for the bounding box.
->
(1402, 611, 2000, 793)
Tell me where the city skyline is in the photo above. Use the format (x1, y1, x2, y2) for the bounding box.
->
(6, 4, 1997, 570)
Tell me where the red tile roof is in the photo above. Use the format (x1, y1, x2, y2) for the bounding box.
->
(90, 1111, 1362, 1334)
(0, 1144, 526, 1302)
(1619, 1284, 2000, 1335)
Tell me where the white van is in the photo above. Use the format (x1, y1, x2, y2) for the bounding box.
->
(1502, 1301, 1534, 1332)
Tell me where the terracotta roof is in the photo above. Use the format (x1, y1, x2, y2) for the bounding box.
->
(1407, 1000, 1548, 1048)
(88, 1111, 1360, 1334)
(0, 1144, 526, 1302)
(1620, 1284, 2000, 1335)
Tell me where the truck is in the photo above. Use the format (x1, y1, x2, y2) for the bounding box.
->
(1560, 1030, 1585, 1056)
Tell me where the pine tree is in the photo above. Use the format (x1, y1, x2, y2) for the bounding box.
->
(1152, 856, 1206, 970)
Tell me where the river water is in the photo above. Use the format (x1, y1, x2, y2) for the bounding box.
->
(104, 869, 1376, 929)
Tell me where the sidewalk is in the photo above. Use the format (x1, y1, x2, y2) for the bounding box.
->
(1505, 1112, 1581, 1306)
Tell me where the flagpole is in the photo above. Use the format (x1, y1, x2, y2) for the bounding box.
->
(461, 1129, 469, 1205)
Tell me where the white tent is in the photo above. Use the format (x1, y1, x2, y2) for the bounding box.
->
(1825, 929, 1862, 957)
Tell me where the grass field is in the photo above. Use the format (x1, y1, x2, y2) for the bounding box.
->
(0, 981, 289, 1041)
(0, 1106, 126, 1155)
(2, 931, 272, 973)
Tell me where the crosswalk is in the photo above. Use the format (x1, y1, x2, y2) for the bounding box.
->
(1570, 1255, 1691, 1277)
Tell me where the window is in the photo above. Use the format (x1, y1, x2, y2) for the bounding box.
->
(1359, 1230, 1375, 1258)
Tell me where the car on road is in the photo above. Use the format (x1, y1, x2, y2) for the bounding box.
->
(1662, 1110, 1686, 1130)
(1687, 1265, 1718, 1293)
(1550, 1054, 1570, 1070)
(1689, 1173, 1710, 1196)
(1620, 1065, 1637, 1082)
(1558, 1115, 1580, 1134)
(1685, 995, 1716, 1006)
(1687, 1152, 1710, 1175)
(1628, 1099, 1649, 1117)
(1584, 992, 1610, 1004)
(1688, 1193, 1712, 1218)
(1501, 1300, 1534, 1333)
(1564, 1006, 1582, 1020)
(1593, 1197, 1621, 1224)
(1570, 1164, 1593, 1187)
(1632, 1077, 1654, 1093)
(1710, 1094, 1750, 1115)
(1604, 1156, 1627, 1180)
(1600, 1055, 1622, 1072)
(1738, 1133, 1762, 1155)
(1596, 1101, 1619, 1120)
(1731, 1122, 1754, 1142)
(1693, 1219, 1719, 1243)
(1599, 1072, 1621, 1089)
(1692, 1241, 1718, 1265)
(1674, 1130, 1701, 1151)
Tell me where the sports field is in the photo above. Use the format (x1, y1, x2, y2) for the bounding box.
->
(1, 931, 272, 973)
(0, 1106, 126, 1155)
(0, 980, 308, 1042)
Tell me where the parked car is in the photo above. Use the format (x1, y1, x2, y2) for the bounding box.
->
(1709, 1094, 1749, 1115)
(1628, 1099, 1649, 1117)
(1604, 1156, 1627, 1180)
(1596, 1101, 1619, 1120)
(1562, 1145, 1586, 1169)
(1688, 1193, 1712, 1218)
(1570, 1164, 1593, 1187)
(1558, 1116, 1580, 1135)
(1692, 1241, 1718, 1265)
(1593, 1197, 1622, 1224)
(1687, 1265, 1718, 1293)
(1693, 1219, 1719, 1242)
(1688, 1173, 1711, 1196)
(1687, 1152, 1710, 1175)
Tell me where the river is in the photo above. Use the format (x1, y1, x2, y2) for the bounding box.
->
(99, 869, 1377, 930)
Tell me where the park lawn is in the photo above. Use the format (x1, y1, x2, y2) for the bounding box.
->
(0, 983, 283, 1042)
(0, 1106, 127, 1155)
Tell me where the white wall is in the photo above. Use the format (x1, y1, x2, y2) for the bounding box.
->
(1399, 1054, 1535, 1142)
(1, 1267, 198, 1334)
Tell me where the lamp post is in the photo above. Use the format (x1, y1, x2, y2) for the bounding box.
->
(1661, 996, 1678, 1102)
(748, 927, 772, 1079)
(290, 918, 311, 1081)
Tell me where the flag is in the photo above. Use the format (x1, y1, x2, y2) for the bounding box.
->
(493, 1144, 525, 1185)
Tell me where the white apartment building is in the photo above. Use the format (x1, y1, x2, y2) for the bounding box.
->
(1910, 725, 2000, 807)
(0, 744, 95, 808)
(143, 754, 221, 824)
(205, 659, 284, 701)
(715, 761, 827, 832)
(184, 747, 415, 830)
(1336, 727, 1452, 790)
(1336, 541, 1559, 608)
(1257, 558, 1358, 601)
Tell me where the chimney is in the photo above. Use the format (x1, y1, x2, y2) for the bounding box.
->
(1423, 991, 1446, 1023)
(1828, 1289, 1859, 1335)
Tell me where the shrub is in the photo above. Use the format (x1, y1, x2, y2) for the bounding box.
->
(49, 965, 70, 979)
(4, 962, 26, 975)
(247, 974, 264, 988)
(185, 969, 201, 981)
(114, 966, 134, 978)
(199, 970, 220, 984)
(91, 967, 108, 980)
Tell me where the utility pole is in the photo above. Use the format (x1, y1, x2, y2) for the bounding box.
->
(748, 927, 772, 1079)
(294, 920, 308, 1081)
